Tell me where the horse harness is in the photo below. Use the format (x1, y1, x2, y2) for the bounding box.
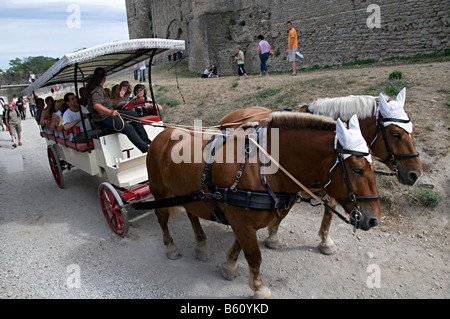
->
(133, 126, 379, 231)
(199, 126, 379, 230)
(199, 127, 298, 225)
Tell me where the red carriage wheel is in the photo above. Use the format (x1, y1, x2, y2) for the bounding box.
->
(98, 182, 129, 236)
(47, 145, 64, 188)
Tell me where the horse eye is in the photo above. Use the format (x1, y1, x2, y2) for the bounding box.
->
(391, 132, 402, 139)
(352, 168, 364, 175)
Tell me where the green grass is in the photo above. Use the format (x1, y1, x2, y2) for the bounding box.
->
(407, 187, 443, 208)
(365, 79, 412, 96)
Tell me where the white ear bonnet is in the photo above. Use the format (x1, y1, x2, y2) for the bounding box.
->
(335, 114, 372, 163)
(378, 88, 413, 133)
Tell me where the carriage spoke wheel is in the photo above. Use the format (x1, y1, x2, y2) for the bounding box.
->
(47, 145, 64, 188)
(98, 182, 128, 237)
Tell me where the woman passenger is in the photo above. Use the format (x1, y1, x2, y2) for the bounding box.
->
(132, 84, 163, 117)
(49, 100, 68, 138)
(40, 99, 57, 134)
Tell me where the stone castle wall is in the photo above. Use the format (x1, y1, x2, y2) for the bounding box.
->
(126, 0, 449, 75)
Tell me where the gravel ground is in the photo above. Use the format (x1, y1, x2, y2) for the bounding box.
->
(0, 105, 448, 301)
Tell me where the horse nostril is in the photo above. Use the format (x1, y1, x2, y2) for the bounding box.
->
(408, 171, 419, 184)
(369, 218, 379, 228)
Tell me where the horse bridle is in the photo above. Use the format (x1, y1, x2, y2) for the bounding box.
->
(325, 144, 380, 232)
(370, 113, 420, 176)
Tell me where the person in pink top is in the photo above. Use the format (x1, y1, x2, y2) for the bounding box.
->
(257, 34, 272, 77)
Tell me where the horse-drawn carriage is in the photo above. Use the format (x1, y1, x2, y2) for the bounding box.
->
(23, 38, 185, 236)
(24, 39, 422, 298)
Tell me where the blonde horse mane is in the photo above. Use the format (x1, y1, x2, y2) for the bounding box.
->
(307, 95, 389, 121)
(267, 112, 336, 131)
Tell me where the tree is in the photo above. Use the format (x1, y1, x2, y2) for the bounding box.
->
(8, 58, 23, 70)
(8, 56, 57, 74)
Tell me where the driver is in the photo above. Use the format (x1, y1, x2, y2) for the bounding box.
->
(86, 67, 151, 153)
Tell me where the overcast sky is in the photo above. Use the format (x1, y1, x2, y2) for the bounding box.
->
(0, 0, 129, 70)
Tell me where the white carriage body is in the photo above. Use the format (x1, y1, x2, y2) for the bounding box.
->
(46, 123, 164, 187)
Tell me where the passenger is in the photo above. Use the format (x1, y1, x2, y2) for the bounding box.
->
(62, 92, 102, 143)
(40, 99, 57, 134)
(49, 100, 69, 138)
(113, 81, 134, 110)
(34, 98, 45, 123)
(42, 96, 54, 119)
(110, 84, 120, 101)
(79, 87, 88, 106)
(86, 67, 151, 153)
(132, 84, 162, 117)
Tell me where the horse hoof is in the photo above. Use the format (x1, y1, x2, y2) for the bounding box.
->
(318, 243, 337, 255)
(264, 238, 281, 249)
(221, 262, 239, 281)
(195, 241, 210, 261)
(166, 245, 182, 260)
(195, 248, 210, 261)
(253, 287, 272, 299)
(167, 250, 182, 260)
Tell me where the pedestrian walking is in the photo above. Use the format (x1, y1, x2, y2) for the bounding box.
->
(286, 21, 298, 76)
(257, 35, 272, 77)
(5, 102, 22, 148)
(235, 46, 248, 79)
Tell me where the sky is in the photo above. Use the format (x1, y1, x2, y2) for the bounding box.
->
(0, 0, 130, 70)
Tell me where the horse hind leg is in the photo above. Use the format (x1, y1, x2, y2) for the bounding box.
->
(186, 211, 210, 261)
(155, 207, 182, 260)
(318, 198, 337, 255)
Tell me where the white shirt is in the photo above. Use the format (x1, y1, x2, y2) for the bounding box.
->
(62, 106, 92, 140)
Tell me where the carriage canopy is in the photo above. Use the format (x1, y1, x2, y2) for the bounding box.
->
(23, 38, 185, 95)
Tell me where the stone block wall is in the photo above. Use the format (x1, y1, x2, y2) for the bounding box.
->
(126, 0, 449, 75)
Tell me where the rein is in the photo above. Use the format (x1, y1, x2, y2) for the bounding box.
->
(249, 137, 379, 232)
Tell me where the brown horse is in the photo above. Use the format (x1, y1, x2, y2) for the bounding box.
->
(147, 112, 381, 298)
(216, 88, 422, 254)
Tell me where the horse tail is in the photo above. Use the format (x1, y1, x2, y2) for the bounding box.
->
(168, 206, 186, 219)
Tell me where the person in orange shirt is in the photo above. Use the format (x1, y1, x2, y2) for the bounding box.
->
(286, 21, 298, 76)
